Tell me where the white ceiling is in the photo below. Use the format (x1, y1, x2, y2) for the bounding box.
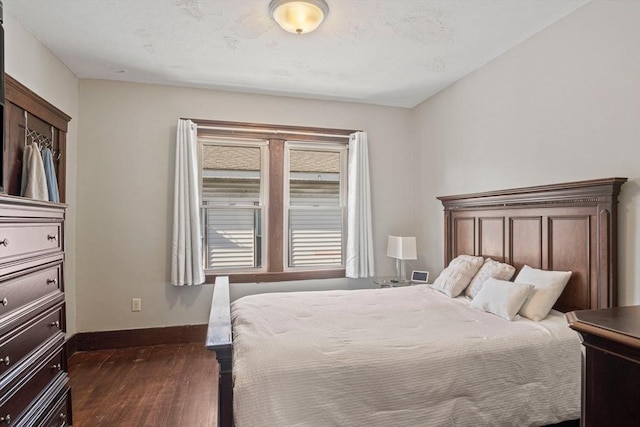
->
(4, 0, 589, 108)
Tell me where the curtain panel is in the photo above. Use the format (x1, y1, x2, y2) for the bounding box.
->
(171, 119, 205, 286)
(346, 131, 375, 278)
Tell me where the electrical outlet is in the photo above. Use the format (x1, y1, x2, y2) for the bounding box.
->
(131, 298, 142, 312)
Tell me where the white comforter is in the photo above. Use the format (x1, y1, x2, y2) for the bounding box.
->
(231, 285, 581, 427)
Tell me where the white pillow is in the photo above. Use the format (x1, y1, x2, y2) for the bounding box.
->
(431, 255, 484, 297)
(471, 278, 534, 321)
(465, 258, 516, 299)
(514, 265, 572, 321)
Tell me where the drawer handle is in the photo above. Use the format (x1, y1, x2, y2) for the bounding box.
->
(47, 278, 58, 285)
(0, 238, 7, 247)
(0, 414, 10, 424)
(1, 298, 7, 306)
(51, 363, 62, 371)
(59, 412, 67, 426)
(49, 321, 60, 328)
(48, 234, 58, 241)
(1, 356, 9, 366)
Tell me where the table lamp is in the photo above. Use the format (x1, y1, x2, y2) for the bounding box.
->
(387, 236, 417, 282)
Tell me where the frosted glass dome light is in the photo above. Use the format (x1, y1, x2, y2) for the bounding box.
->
(269, 0, 329, 35)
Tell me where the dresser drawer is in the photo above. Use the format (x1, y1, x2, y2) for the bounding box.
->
(38, 389, 70, 427)
(0, 264, 62, 324)
(0, 306, 64, 379)
(0, 223, 62, 265)
(0, 348, 65, 425)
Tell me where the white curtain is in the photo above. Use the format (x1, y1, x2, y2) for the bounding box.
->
(171, 119, 205, 286)
(346, 131, 375, 278)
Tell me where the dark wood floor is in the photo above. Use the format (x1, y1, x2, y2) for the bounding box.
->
(68, 342, 219, 427)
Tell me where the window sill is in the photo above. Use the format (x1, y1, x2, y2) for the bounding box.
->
(205, 269, 345, 284)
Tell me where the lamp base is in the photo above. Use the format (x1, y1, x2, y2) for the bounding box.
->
(395, 259, 409, 282)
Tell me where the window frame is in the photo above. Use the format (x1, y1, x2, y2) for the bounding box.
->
(198, 137, 269, 273)
(283, 141, 348, 272)
(191, 119, 357, 284)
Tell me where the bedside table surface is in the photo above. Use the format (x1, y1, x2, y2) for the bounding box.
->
(567, 305, 640, 344)
(373, 277, 418, 287)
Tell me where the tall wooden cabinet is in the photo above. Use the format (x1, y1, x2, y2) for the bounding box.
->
(0, 76, 72, 425)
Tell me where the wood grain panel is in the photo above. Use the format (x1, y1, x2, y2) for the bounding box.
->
(268, 139, 284, 273)
(453, 217, 474, 257)
(597, 209, 611, 308)
(510, 217, 543, 270)
(206, 268, 345, 284)
(0, 197, 70, 426)
(4, 102, 25, 198)
(478, 217, 505, 261)
(566, 307, 640, 426)
(549, 216, 590, 311)
(56, 130, 67, 203)
(4, 76, 70, 201)
(440, 178, 626, 312)
(191, 118, 355, 142)
(5, 75, 71, 132)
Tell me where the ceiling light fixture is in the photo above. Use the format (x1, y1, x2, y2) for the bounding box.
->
(269, 0, 329, 35)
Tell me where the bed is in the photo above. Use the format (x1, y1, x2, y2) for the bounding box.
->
(207, 177, 627, 427)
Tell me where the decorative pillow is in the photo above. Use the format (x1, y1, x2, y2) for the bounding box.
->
(470, 278, 534, 321)
(431, 255, 484, 297)
(465, 258, 516, 299)
(514, 265, 572, 321)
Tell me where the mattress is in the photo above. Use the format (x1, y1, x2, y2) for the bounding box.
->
(231, 285, 581, 427)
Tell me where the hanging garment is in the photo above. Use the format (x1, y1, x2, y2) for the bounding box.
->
(24, 145, 49, 201)
(20, 144, 33, 197)
(42, 147, 60, 202)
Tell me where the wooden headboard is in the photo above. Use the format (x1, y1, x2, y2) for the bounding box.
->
(438, 177, 627, 312)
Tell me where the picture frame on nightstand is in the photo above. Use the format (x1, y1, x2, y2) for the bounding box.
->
(411, 270, 429, 283)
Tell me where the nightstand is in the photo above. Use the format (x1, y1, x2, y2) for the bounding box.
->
(566, 306, 640, 427)
(373, 277, 414, 288)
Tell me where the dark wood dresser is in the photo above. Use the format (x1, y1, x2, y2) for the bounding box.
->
(0, 195, 71, 426)
(566, 306, 640, 427)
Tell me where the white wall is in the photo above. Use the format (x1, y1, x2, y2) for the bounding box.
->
(75, 81, 415, 331)
(412, 0, 640, 306)
(4, 13, 80, 334)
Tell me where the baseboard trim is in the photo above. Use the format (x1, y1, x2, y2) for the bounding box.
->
(65, 333, 78, 358)
(66, 324, 208, 355)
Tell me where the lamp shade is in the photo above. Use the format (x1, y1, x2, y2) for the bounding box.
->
(269, 0, 329, 34)
(386, 236, 417, 260)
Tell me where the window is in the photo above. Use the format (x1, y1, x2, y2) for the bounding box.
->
(200, 140, 267, 271)
(195, 120, 354, 283)
(285, 143, 347, 269)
